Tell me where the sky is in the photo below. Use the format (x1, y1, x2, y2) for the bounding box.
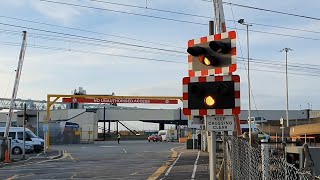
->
(1, 0, 320, 129)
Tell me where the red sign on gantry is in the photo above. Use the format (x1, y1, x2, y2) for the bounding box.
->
(62, 98, 178, 104)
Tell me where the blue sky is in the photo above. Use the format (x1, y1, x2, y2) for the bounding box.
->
(1, 0, 320, 116)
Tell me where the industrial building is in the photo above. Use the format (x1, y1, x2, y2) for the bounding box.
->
(1, 100, 320, 143)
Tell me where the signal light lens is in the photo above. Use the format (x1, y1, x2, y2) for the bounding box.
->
(198, 56, 213, 66)
(204, 96, 215, 106)
(204, 57, 211, 66)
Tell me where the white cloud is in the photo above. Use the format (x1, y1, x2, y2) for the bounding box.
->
(30, 1, 82, 24)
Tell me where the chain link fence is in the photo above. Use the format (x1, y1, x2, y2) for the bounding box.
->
(36, 125, 95, 145)
(225, 136, 319, 180)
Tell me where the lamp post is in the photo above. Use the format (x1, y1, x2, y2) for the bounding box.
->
(238, 19, 252, 145)
(280, 116, 284, 142)
(280, 48, 293, 128)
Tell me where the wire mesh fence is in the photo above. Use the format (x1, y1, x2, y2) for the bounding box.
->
(38, 128, 95, 145)
(225, 136, 319, 180)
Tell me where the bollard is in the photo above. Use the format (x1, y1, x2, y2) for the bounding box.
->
(4, 139, 12, 163)
(261, 139, 269, 180)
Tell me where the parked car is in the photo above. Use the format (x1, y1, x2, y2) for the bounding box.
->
(148, 134, 162, 142)
(11, 139, 34, 155)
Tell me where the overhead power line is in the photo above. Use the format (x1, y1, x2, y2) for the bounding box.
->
(3, 28, 320, 73)
(90, 0, 320, 35)
(39, 0, 207, 26)
(227, 0, 260, 114)
(2, 29, 320, 73)
(222, 2, 320, 21)
(89, 0, 212, 19)
(1, 40, 320, 77)
(248, 22, 320, 35)
(0, 15, 185, 50)
(0, 22, 185, 54)
(0, 40, 185, 64)
(25, 32, 184, 57)
(0, 28, 184, 57)
(3, 1, 318, 38)
(37, 0, 320, 42)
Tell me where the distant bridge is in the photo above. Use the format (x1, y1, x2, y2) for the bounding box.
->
(0, 98, 66, 110)
(0, 98, 148, 111)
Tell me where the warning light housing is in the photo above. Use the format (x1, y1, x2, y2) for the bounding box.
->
(188, 81, 235, 110)
(187, 38, 232, 69)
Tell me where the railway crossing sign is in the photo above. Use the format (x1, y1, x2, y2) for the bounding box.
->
(206, 115, 235, 132)
(187, 31, 237, 77)
(182, 75, 240, 116)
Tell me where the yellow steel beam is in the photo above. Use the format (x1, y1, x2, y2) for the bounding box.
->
(46, 96, 63, 152)
(49, 97, 61, 107)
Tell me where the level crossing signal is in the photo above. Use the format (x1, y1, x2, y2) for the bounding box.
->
(187, 31, 237, 77)
(182, 75, 240, 116)
(183, 31, 239, 116)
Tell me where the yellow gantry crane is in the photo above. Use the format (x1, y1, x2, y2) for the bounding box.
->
(44, 94, 183, 151)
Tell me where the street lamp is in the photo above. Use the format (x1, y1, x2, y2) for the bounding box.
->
(238, 19, 252, 145)
(280, 48, 293, 128)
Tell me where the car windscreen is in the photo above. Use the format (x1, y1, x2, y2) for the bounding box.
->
(26, 131, 37, 138)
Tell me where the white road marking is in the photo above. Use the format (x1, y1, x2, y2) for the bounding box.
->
(191, 151, 200, 180)
(100, 146, 118, 148)
(6, 173, 35, 180)
(122, 148, 127, 154)
(4, 150, 67, 169)
(170, 146, 184, 152)
(160, 152, 182, 180)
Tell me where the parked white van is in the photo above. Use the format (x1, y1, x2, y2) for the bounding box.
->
(240, 124, 270, 141)
(0, 127, 44, 152)
(11, 139, 34, 155)
(158, 129, 177, 142)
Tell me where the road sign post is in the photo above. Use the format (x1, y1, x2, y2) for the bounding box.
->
(280, 116, 284, 142)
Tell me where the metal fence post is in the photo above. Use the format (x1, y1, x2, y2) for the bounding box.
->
(223, 132, 227, 180)
(261, 139, 269, 180)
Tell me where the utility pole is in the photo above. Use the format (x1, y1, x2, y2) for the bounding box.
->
(280, 48, 293, 128)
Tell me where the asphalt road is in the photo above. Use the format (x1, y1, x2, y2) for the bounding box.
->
(158, 148, 209, 180)
(0, 140, 181, 180)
